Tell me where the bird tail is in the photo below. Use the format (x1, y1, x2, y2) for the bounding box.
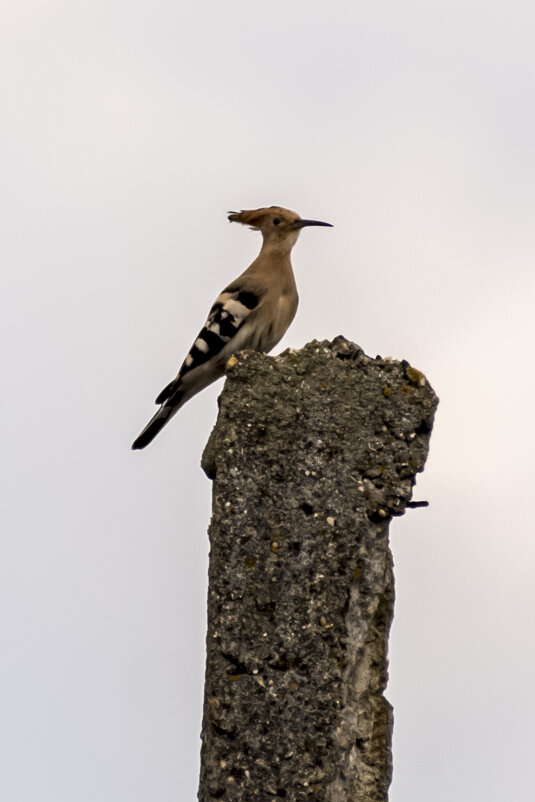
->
(155, 378, 178, 405)
(132, 391, 184, 450)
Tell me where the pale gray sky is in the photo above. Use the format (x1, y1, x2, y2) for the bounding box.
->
(2, 2, 534, 800)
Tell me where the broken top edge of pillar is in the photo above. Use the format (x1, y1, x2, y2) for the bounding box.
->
(227, 335, 434, 384)
(201, 336, 438, 485)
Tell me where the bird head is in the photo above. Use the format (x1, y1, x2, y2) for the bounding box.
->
(228, 206, 332, 250)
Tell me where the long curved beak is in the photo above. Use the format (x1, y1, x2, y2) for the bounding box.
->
(293, 218, 333, 229)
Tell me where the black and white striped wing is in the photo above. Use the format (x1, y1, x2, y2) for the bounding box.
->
(155, 288, 260, 404)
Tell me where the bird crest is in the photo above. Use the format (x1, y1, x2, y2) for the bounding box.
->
(228, 206, 298, 230)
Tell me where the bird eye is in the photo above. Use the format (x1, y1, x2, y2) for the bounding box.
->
(273, 217, 280, 225)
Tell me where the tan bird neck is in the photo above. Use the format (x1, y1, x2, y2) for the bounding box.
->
(259, 230, 299, 259)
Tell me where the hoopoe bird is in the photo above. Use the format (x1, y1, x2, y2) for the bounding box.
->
(132, 206, 332, 450)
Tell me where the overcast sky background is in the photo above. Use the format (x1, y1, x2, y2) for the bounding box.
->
(2, 1, 534, 800)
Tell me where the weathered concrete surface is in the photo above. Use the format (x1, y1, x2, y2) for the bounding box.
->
(199, 337, 438, 802)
